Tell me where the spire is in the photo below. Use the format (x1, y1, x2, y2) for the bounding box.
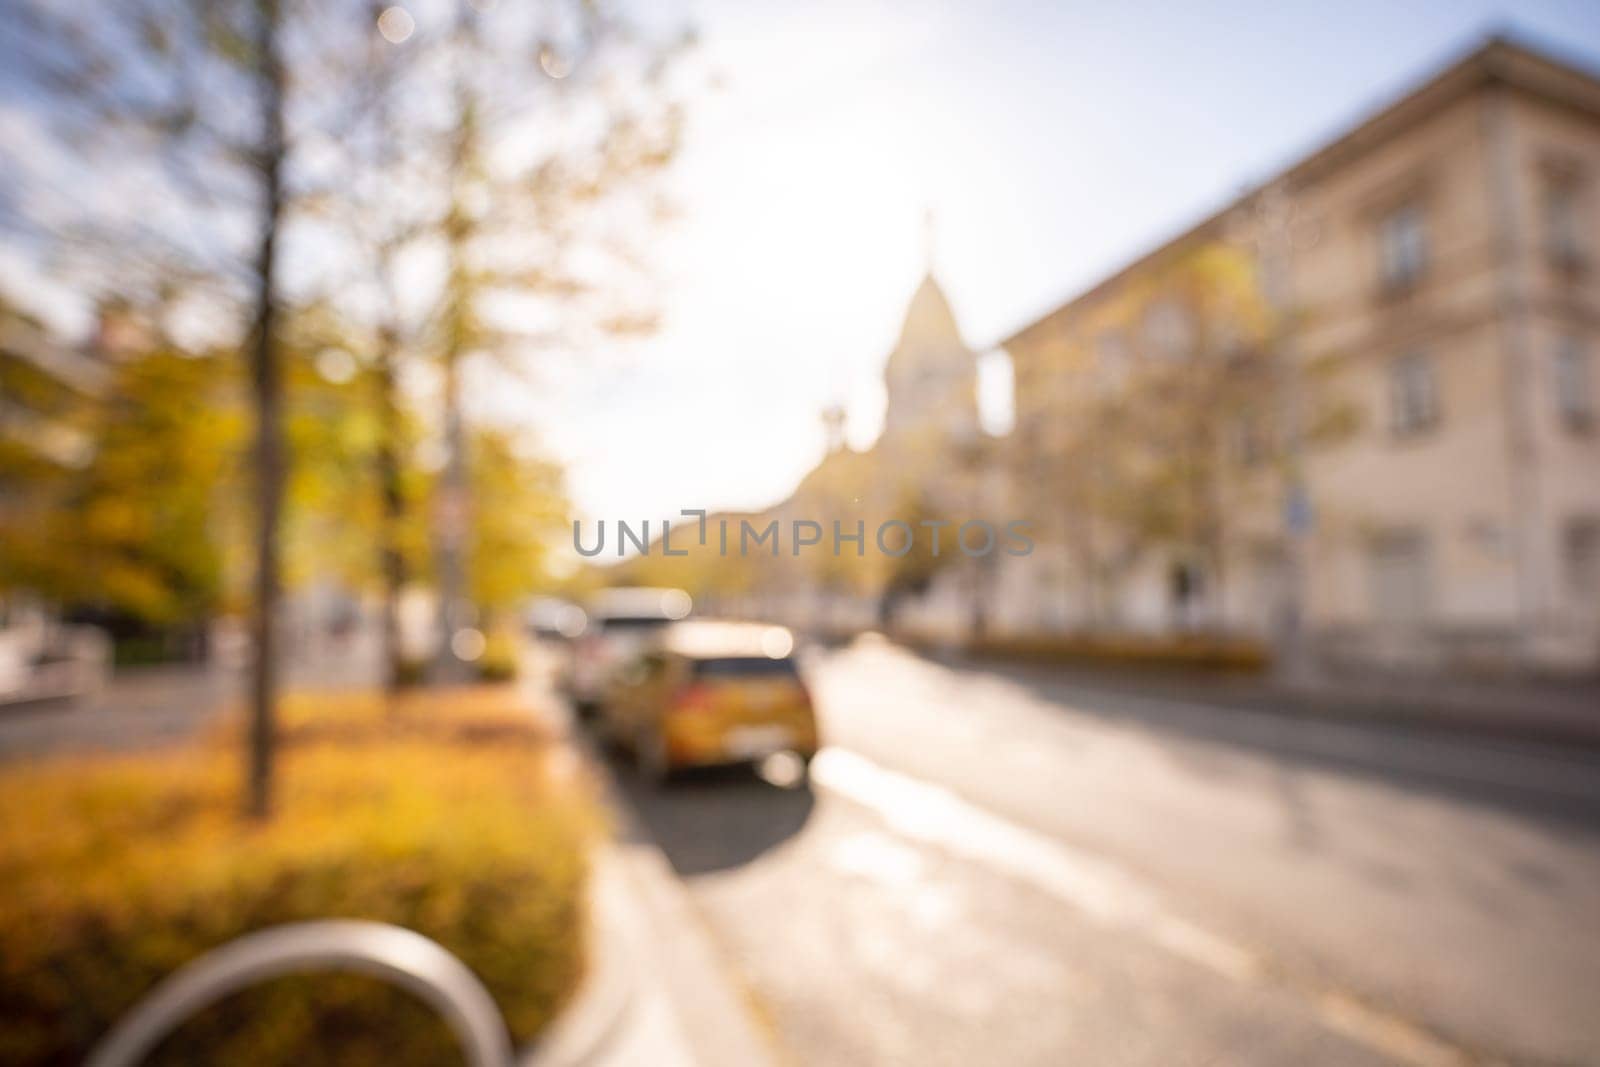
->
(889, 205, 959, 353)
(880, 204, 976, 442)
(821, 403, 846, 454)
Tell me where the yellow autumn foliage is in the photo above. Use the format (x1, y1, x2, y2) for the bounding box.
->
(0, 686, 601, 1065)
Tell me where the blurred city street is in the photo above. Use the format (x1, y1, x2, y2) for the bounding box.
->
(6, 2, 1600, 1063)
(598, 637, 1600, 1066)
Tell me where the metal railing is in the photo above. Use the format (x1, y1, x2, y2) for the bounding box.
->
(87, 920, 513, 1067)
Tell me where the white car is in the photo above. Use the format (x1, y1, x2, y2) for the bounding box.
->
(568, 587, 691, 715)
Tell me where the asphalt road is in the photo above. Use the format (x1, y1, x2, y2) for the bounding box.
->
(606, 636, 1600, 1067)
(0, 630, 381, 762)
(0, 664, 231, 760)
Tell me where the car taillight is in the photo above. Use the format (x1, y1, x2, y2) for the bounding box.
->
(671, 683, 714, 714)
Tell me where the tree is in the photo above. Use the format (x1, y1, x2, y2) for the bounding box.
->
(0, 298, 101, 604)
(414, 0, 690, 679)
(1007, 351, 1105, 626)
(49, 338, 237, 628)
(309, 0, 438, 694)
(3, 0, 373, 817)
(466, 429, 569, 625)
(1027, 240, 1353, 631)
(879, 488, 962, 630)
(1095, 244, 1271, 623)
(1, 298, 101, 612)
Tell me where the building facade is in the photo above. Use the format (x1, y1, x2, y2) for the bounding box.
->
(1000, 38, 1600, 676)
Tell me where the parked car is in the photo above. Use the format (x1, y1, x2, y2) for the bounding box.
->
(600, 620, 819, 784)
(523, 597, 587, 643)
(568, 587, 691, 715)
(520, 597, 587, 689)
(0, 598, 110, 708)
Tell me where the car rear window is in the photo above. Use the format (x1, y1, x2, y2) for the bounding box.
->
(599, 616, 672, 633)
(693, 656, 799, 679)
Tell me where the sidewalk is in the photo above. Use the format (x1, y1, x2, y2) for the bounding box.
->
(952, 648, 1600, 749)
(551, 820, 781, 1067)
(520, 666, 782, 1067)
(1279, 671, 1600, 747)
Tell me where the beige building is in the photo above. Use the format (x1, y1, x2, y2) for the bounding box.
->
(1000, 37, 1600, 677)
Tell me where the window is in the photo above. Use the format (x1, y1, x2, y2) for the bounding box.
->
(1554, 334, 1593, 431)
(1379, 203, 1427, 291)
(1544, 179, 1586, 268)
(693, 656, 800, 679)
(1389, 351, 1438, 436)
(1367, 529, 1430, 624)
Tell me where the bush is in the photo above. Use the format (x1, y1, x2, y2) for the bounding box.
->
(394, 655, 430, 688)
(0, 687, 601, 1065)
(476, 631, 521, 683)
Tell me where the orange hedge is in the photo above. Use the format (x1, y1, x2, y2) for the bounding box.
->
(0, 687, 601, 1065)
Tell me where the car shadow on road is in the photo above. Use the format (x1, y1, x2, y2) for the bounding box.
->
(602, 746, 816, 877)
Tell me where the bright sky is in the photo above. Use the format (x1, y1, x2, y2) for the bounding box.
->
(5, 2, 1597, 527)
(520, 0, 1600, 525)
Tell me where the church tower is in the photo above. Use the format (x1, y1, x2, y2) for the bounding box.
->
(880, 270, 978, 450)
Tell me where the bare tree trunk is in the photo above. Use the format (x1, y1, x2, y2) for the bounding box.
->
(433, 344, 472, 682)
(432, 4, 478, 684)
(375, 327, 407, 694)
(366, 0, 409, 697)
(246, 0, 286, 820)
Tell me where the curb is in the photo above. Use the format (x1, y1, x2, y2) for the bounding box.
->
(518, 679, 781, 1067)
(597, 790, 783, 1067)
(520, 848, 639, 1067)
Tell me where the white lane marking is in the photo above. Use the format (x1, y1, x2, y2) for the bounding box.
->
(809, 746, 1477, 1067)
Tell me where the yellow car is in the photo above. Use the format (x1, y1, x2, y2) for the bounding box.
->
(600, 620, 819, 783)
